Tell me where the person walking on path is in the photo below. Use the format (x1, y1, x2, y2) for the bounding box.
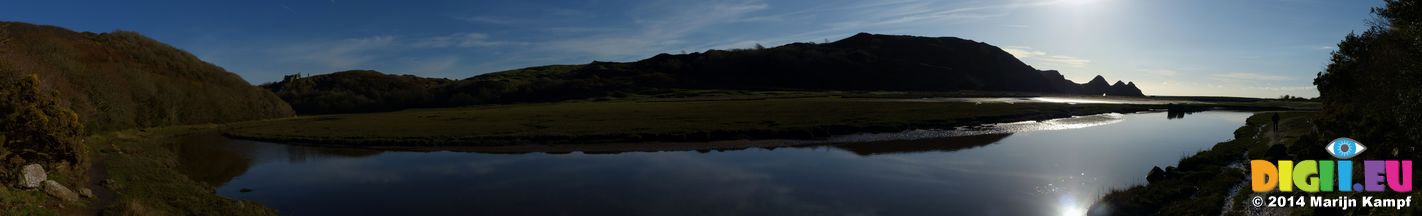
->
(1271, 113, 1280, 134)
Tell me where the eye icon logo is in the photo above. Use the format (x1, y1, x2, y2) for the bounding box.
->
(1325, 138, 1366, 159)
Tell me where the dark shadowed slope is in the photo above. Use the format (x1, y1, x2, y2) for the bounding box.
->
(565, 33, 1144, 95)
(263, 33, 1146, 114)
(0, 21, 294, 131)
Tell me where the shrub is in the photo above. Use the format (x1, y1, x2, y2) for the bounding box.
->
(0, 74, 84, 165)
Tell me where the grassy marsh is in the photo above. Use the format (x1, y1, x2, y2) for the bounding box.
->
(225, 97, 1154, 146)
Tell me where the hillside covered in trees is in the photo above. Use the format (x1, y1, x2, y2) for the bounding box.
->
(265, 33, 1146, 114)
(0, 21, 294, 132)
(263, 70, 452, 114)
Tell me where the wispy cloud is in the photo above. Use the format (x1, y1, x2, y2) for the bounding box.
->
(452, 16, 525, 25)
(1002, 46, 1047, 59)
(1246, 85, 1316, 91)
(1038, 55, 1091, 68)
(1002, 46, 1090, 68)
(400, 56, 461, 76)
(1211, 72, 1293, 81)
(819, 0, 1061, 32)
(273, 35, 397, 69)
(453, 8, 595, 26)
(266, 33, 518, 75)
(411, 32, 521, 48)
(541, 0, 770, 58)
(279, 3, 297, 14)
(1142, 69, 1178, 76)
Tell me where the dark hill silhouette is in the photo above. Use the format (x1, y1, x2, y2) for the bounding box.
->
(264, 33, 1146, 114)
(263, 70, 452, 114)
(0, 21, 294, 131)
(565, 33, 1143, 95)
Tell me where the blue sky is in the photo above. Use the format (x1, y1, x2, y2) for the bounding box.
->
(1, 0, 1384, 97)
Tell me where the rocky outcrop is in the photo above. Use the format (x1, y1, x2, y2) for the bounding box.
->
(1037, 73, 1146, 96)
(19, 164, 46, 188)
(1107, 81, 1143, 96)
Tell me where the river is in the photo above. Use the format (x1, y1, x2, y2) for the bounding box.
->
(172, 111, 1251, 215)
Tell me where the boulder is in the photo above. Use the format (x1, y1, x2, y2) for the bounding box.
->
(1146, 166, 1166, 183)
(42, 180, 79, 202)
(19, 164, 46, 188)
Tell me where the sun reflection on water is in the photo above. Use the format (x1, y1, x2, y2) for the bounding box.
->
(1035, 172, 1101, 216)
(1030, 97, 1126, 104)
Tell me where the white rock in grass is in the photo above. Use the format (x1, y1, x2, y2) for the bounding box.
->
(19, 164, 46, 188)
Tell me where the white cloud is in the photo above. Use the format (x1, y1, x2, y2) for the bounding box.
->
(1002, 46, 1090, 68)
(1039, 55, 1091, 68)
(1002, 46, 1047, 59)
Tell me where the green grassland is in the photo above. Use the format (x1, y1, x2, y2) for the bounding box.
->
(2, 126, 274, 215)
(225, 96, 1159, 146)
(88, 126, 274, 216)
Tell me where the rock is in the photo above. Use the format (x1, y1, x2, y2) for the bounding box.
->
(42, 180, 79, 202)
(19, 164, 46, 188)
(1146, 166, 1166, 183)
(79, 188, 95, 198)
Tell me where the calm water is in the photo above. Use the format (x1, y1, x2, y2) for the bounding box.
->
(174, 111, 1251, 215)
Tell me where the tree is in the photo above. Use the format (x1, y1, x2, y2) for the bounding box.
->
(0, 74, 85, 165)
(1314, 0, 1422, 159)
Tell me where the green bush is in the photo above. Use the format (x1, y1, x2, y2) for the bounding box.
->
(0, 74, 84, 165)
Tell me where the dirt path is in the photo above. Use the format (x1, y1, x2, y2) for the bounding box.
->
(82, 157, 115, 214)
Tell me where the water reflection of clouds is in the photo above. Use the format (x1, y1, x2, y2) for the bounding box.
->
(205, 111, 1251, 215)
(281, 157, 406, 184)
(885, 97, 1199, 105)
(824, 113, 1126, 146)
(632, 153, 846, 215)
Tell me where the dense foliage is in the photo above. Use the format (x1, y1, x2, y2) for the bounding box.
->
(266, 34, 1145, 115)
(1313, 0, 1421, 159)
(0, 74, 84, 165)
(0, 21, 295, 131)
(262, 70, 452, 114)
(1088, 1, 1421, 215)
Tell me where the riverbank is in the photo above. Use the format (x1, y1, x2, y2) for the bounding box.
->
(86, 126, 275, 215)
(224, 97, 1164, 147)
(1088, 112, 1418, 215)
